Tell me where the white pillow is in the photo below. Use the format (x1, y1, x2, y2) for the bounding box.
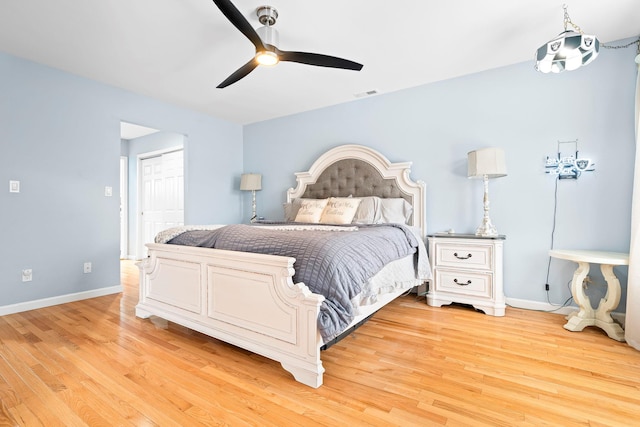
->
(352, 196, 380, 224)
(320, 197, 362, 224)
(294, 198, 328, 223)
(378, 198, 413, 224)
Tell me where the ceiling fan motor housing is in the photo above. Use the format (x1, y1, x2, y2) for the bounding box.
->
(256, 25, 279, 48)
(256, 6, 278, 26)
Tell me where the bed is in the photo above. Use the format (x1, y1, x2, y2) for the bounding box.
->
(136, 144, 429, 388)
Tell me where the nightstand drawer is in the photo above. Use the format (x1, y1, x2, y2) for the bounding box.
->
(435, 244, 492, 270)
(434, 270, 492, 298)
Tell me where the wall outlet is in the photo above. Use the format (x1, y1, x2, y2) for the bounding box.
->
(22, 269, 32, 282)
(84, 262, 92, 273)
(10, 180, 20, 193)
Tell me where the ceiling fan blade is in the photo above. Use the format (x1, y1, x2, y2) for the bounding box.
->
(212, 0, 265, 50)
(217, 58, 259, 88)
(277, 49, 363, 71)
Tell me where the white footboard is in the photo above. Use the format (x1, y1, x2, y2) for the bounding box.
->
(136, 243, 326, 388)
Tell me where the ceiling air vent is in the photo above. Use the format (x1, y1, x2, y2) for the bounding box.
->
(354, 89, 379, 98)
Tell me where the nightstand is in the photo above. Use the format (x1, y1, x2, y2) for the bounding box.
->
(427, 234, 505, 316)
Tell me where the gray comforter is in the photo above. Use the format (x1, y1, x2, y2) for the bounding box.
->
(167, 223, 422, 342)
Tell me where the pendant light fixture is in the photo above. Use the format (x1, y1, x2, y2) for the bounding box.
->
(535, 4, 599, 74)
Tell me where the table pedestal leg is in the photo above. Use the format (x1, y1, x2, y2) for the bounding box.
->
(564, 261, 595, 332)
(563, 262, 625, 342)
(594, 264, 625, 342)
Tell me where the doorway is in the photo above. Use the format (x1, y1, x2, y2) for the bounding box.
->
(120, 121, 185, 260)
(138, 149, 185, 258)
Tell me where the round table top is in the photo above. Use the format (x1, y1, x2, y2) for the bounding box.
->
(549, 249, 629, 266)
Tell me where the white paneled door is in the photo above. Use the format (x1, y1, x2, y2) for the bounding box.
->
(161, 150, 185, 228)
(138, 150, 184, 258)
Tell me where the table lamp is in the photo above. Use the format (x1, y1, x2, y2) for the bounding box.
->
(240, 173, 262, 222)
(468, 148, 507, 236)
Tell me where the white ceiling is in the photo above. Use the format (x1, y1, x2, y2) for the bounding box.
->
(1, 1, 639, 125)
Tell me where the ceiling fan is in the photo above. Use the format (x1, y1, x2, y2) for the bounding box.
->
(212, 0, 364, 88)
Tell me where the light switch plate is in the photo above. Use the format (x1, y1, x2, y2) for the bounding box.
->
(104, 186, 113, 197)
(9, 180, 20, 193)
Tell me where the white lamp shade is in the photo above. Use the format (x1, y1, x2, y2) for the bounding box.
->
(240, 173, 262, 191)
(468, 147, 507, 179)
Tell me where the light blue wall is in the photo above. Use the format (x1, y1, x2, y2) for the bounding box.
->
(2, 39, 636, 313)
(0, 51, 243, 308)
(244, 39, 637, 311)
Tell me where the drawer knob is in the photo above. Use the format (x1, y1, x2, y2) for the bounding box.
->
(454, 252, 472, 260)
(453, 278, 472, 286)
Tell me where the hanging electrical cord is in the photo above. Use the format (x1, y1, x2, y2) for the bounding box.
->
(545, 176, 558, 294)
(542, 175, 574, 312)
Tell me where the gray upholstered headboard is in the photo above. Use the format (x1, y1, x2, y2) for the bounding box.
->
(287, 144, 426, 236)
(299, 158, 413, 204)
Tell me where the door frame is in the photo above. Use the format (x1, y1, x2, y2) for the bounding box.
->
(136, 146, 184, 259)
(120, 156, 128, 259)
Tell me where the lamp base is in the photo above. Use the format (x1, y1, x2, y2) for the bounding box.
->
(250, 190, 258, 223)
(475, 174, 499, 237)
(476, 217, 498, 237)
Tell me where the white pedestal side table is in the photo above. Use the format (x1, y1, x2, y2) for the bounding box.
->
(549, 249, 629, 342)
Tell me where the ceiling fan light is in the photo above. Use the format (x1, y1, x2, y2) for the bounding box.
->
(256, 50, 279, 66)
(535, 30, 600, 74)
(255, 25, 280, 65)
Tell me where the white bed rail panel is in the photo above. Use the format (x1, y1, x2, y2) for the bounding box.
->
(137, 243, 326, 388)
(146, 258, 202, 314)
(208, 266, 296, 343)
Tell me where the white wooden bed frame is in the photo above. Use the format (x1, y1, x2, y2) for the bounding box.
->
(136, 144, 426, 388)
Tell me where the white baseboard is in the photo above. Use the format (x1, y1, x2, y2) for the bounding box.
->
(626, 337, 640, 351)
(506, 297, 576, 315)
(506, 297, 626, 327)
(0, 285, 123, 316)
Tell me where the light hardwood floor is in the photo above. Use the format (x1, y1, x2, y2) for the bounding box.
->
(1, 260, 639, 426)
